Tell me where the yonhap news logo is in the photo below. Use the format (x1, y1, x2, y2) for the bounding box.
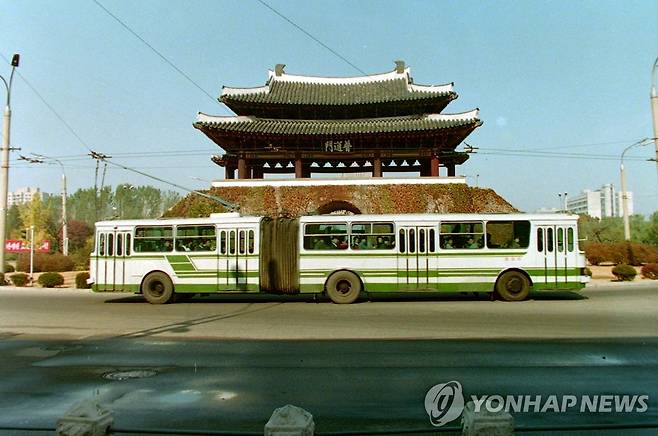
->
(424, 380, 650, 428)
(424, 381, 464, 427)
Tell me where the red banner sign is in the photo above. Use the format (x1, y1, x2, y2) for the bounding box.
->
(5, 240, 50, 253)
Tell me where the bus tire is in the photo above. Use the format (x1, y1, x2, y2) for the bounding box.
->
(326, 271, 361, 304)
(495, 270, 530, 302)
(142, 272, 174, 304)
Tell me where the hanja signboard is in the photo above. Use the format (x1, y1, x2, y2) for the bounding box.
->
(424, 380, 649, 427)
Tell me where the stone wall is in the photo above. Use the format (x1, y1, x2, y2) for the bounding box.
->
(165, 183, 517, 217)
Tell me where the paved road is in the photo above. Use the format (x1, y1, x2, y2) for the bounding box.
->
(1, 337, 657, 434)
(0, 282, 657, 340)
(1, 283, 657, 435)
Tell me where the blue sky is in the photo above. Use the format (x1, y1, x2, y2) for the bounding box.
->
(2, 0, 658, 214)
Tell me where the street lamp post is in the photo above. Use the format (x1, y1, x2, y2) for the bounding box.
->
(0, 54, 20, 274)
(620, 138, 652, 240)
(651, 58, 658, 177)
(32, 154, 68, 255)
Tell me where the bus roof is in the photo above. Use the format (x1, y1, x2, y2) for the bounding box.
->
(299, 213, 579, 223)
(95, 214, 262, 228)
(95, 212, 578, 228)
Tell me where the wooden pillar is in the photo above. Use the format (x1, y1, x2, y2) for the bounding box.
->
(430, 155, 440, 177)
(447, 164, 456, 177)
(294, 158, 303, 178)
(252, 165, 263, 179)
(373, 157, 382, 177)
(225, 165, 235, 180)
(238, 158, 249, 179)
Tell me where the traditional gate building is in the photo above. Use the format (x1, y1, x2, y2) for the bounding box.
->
(171, 62, 516, 217)
(194, 61, 481, 179)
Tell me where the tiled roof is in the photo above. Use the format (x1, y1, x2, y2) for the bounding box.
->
(194, 110, 480, 136)
(220, 66, 455, 106)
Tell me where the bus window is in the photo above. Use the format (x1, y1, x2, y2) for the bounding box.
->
(99, 233, 106, 256)
(126, 234, 131, 256)
(440, 221, 484, 249)
(485, 221, 530, 249)
(304, 223, 348, 250)
(248, 230, 255, 254)
(117, 233, 123, 256)
(239, 230, 246, 254)
(134, 226, 173, 253)
(547, 228, 554, 252)
(429, 229, 436, 253)
(399, 229, 406, 253)
(557, 228, 564, 252)
(220, 231, 227, 254)
(409, 229, 416, 253)
(229, 230, 236, 254)
(537, 228, 544, 252)
(419, 229, 426, 253)
(350, 222, 395, 250)
(176, 225, 216, 252)
(567, 228, 574, 252)
(108, 233, 114, 256)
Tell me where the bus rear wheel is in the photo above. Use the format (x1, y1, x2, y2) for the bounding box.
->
(142, 272, 174, 304)
(326, 271, 362, 304)
(495, 270, 530, 301)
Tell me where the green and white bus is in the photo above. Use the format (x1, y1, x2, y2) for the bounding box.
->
(90, 212, 589, 304)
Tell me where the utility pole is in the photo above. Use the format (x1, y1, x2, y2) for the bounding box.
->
(21, 154, 68, 255)
(61, 172, 68, 255)
(29, 225, 34, 283)
(651, 57, 658, 177)
(0, 54, 20, 274)
(620, 138, 652, 240)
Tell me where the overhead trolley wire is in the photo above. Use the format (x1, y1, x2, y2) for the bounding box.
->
(92, 0, 224, 108)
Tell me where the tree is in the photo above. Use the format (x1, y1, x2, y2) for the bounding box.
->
(18, 196, 50, 244)
(6, 205, 23, 239)
(64, 220, 93, 251)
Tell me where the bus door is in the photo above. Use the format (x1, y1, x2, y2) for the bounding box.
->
(537, 225, 571, 287)
(397, 226, 437, 290)
(113, 232, 130, 291)
(101, 231, 116, 291)
(218, 228, 254, 291)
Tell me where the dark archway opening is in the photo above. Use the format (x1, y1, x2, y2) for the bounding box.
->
(316, 200, 362, 215)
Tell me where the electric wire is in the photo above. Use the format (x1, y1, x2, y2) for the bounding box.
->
(92, 0, 222, 107)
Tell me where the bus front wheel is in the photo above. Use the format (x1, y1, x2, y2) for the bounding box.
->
(142, 272, 174, 304)
(495, 270, 530, 302)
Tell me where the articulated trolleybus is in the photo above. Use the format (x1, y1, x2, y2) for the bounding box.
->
(90, 213, 589, 304)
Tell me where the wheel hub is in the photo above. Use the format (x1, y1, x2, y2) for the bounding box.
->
(336, 280, 351, 294)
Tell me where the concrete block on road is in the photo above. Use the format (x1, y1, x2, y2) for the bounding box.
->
(56, 398, 113, 436)
(462, 400, 514, 436)
(265, 404, 314, 436)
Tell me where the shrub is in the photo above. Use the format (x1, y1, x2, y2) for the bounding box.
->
(0, 273, 5, 285)
(611, 264, 637, 281)
(584, 242, 658, 266)
(10, 273, 29, 287)
(75, 272, 91, 289)
(4, 263, 14, 272)
(641, 263, 658, 280)
(16, 253, 75, 273)
(37, 272, 65, 288)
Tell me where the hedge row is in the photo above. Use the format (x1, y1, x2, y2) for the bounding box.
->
(583, 242, 658, 266)
(16, 253, 74, 273)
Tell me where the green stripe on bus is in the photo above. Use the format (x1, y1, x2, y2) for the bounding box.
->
(175, 283, 259, 293)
